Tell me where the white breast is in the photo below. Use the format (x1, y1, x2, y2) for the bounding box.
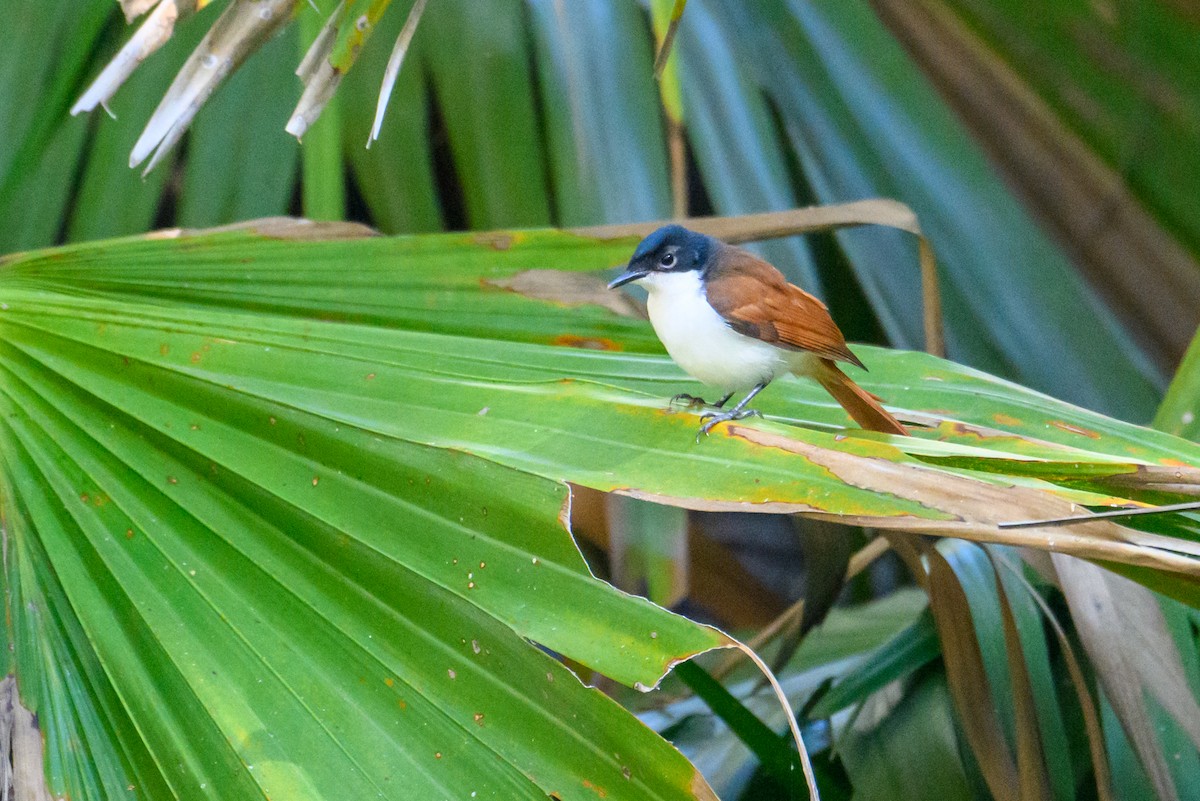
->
(642, 270, 786, 391)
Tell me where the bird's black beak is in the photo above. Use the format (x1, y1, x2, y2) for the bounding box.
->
(607, 268, 647, 290)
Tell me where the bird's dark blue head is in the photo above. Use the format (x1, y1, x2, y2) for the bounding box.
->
(607, 225, 715, 289)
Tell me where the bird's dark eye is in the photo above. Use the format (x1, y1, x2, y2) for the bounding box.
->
(660, 252, 675, 268)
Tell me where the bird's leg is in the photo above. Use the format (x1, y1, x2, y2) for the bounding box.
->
(669, 390, 735, 410)
(697, 383, 767, 441)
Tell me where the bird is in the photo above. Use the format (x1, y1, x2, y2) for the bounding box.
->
(607, 224, 907, 441)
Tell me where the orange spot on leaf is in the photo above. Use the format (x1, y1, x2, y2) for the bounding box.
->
(1160, 457, 1194, 467)
(582, 779, 608, 798)
(550, 334, 622, 351)
(992, 412, 1021, 426)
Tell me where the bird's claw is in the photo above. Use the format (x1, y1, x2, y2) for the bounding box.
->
(669, 393, 709, 410)
(695, 408, 763, 442)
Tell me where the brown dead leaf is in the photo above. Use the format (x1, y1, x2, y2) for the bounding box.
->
(999, 553, 1114, 801)
(689, 769, 720, 801)
(726, 425, 1200, 575)
(175, 217, 379, 240)
(1097, 464, 1200, 497)
(921, 542, 1020, 801)
(488, 269, 645, 318)
(991, 559, 1054, 801)
(1053, 555, 1200, 801)
(3, 676, 53, 801)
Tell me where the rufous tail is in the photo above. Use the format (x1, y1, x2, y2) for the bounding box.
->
(813, 358, 907, 435)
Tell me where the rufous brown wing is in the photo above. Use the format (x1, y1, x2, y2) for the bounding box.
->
(704, 244, 906, 435)
(703, 246, 866, 369)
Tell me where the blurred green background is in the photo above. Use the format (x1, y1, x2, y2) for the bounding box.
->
(5, 2, 1200, 800)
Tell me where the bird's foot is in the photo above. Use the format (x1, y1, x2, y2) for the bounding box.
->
(696, 407, 763, 442)
(669, 393, 710, 410)
(670, 391, 736, 410)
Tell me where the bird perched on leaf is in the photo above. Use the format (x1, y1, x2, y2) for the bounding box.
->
(608, 225, 907, 441)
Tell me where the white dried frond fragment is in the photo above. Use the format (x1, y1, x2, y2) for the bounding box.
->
(131, 0, 299, 172)
(286, 0, 345, 139)
(73, 0, 195, 116)
(120, 0, 162, 22)
(368, 0, 429, 146)
(295, 0, 342, 81)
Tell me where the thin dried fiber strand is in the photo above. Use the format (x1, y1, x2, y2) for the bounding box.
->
(1000, 499, 1200, 529)
(368, 0, 429, 146)
(652, 0, 685, 79)
(733, 640, 821, 801)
